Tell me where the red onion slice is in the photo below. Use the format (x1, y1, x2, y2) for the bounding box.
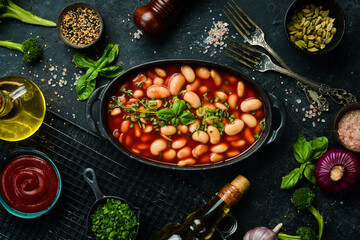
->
(315, 149, 360, 193)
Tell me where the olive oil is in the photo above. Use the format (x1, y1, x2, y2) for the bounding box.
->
(153, 175, 251, 240)
(0, 76, 46, 141)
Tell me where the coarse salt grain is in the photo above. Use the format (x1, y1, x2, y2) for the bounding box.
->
(337, 110, 360, 151)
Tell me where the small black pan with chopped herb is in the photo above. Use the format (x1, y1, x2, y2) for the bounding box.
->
(90, 198, 139, 240)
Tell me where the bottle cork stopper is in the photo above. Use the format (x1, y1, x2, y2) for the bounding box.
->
(231, 175, 251, 195)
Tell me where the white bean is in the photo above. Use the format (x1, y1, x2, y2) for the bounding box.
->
(192, 144, 209, 159)
(195, 67, 210, 79)
(149, 99, 162, 108)
(178, 158, 196, 166)
(147, 85, 171, 99)
(199, 86, 208, 94)
(110, 108, 121, 116)
(186, 79, 200, 91)
(172, 138, 187, 149)
(161, 125, 177, 135)
(241, 113, 258, 128)
(137, 144, 148, 150)
(133, 89, 144, 98)
(119, 133, 125, 144)
(215, 102, 228, 110)
(205, 116, 219, 124)
(210, 69, 222, 86)
(150, 139, 167, 155)
(189, 120, 200, 133)
(153, 77, 164, 85)
(143, 125, 153, 133)
(155, 67, 166, 77)
(181, 65, 196, 82)
(227, 151, 241, 157)
(224, 119, 245, 136)
(177, 147, 191, 159)
(210, 143, 229, 153)
(207, 126, 221, 144)
(177, 125, 188, 134)
(210, 153, 224, 162)
(121, 120, 130, 133)
(237, 81, 245, 97)
(192, 131, 209, 144)
(183, 91, 201, 108)
(134, 124, 141, 137)
(132, 148, 140, 154)
(230, 139, 246, 147)
(144, 78, 152, 89)
(169, 74, 185, 96)
(228, 94, 238, 109)
(163, 149, 176, 161)
(215, 91, 228, 100)
(240, 98, 263, 112)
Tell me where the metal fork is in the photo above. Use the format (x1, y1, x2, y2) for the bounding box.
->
(224, 41, 357, 111)
(223, 0, 331, 111)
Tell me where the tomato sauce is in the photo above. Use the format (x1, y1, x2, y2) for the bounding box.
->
(106, 64, 265, 166)
(0, 154, 60, 213)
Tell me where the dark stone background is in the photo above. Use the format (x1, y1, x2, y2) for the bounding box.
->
(0, 0, 359, 239)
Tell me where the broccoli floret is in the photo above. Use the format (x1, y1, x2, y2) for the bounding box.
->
(0, 38, 41, 65)
(292, 187, 324, 240)
(278, 227, 317, 240)
(0, 0, 56, 27)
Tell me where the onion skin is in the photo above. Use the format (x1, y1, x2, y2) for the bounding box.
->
(315, 149, 360, 193)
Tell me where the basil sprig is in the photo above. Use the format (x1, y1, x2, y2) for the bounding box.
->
(281, 134, 328, 189)
(74, 43, 124, 100)
(156, 100, 196, 126)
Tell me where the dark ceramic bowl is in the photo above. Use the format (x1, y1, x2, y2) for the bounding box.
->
(332, 102, 360, 153)
(85, 60, 287, 170)
(284, 0, 345, 55)
(0, 149, 62, 219)
(57, 2, 104, 49)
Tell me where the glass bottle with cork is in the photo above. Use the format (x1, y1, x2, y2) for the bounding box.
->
(153, 175, 251, 240)
(0, 76, 46, 141)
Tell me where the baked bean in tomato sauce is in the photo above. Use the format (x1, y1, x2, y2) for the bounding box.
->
(107, 65, 265, 166)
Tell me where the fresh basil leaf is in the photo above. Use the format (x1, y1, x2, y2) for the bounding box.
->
(99, 65, 124, 78)
(95, 43, 119, 67)
(179, 112, 196, 125)
(309, 136, 328, 159)
(156, 108, 175, 122)
(294, 135, 312, 163)
(73, 53, 95, 70)
(171, 118, 180, 126)
(281, 167, 303, 189)
(304, 164, 317, 185)
(172, 100, 185, 116)
(76, 68, 98, 100)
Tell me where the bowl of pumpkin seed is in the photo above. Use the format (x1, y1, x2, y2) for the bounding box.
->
(284, 0, 345, 55)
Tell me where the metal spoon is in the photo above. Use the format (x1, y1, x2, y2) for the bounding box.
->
(83, 168, 140, 239)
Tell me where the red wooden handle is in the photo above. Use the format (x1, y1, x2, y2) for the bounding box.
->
(133, 0, 185, 38)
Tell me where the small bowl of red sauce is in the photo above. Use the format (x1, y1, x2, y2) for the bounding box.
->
(332, 102, 360, 153)
(0, 149, 61, 218)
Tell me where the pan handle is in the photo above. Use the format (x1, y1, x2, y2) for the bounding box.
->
(266, 93, 287, 145)
(83, 168, 105, 201)
(86, 85, 106, 134)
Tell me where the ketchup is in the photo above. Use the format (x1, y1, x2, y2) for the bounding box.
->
(0, 154, 59, 213)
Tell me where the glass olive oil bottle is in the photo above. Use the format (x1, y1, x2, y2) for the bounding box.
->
(0, 76, 46, 141)
(153, 175, 251, 240)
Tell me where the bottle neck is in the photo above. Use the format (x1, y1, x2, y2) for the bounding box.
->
(217, 183, 243, 208)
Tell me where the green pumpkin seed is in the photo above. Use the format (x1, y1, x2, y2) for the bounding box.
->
(331, 27, 337, 34)
(325, 36, 333, 44)
(320, 44, 326, 49)
(308, 47, 319, 52)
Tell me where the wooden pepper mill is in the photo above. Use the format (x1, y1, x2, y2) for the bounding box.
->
(133, 0, 186, 38)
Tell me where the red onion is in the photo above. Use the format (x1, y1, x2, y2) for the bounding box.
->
(315, 149, 360, 193)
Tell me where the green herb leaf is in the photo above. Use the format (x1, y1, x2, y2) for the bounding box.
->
(304, 164, 317, 185)
(294, 134, 312, 163)
(179, 112, 196, 125)
(98, 65, 124, 78)
(156, 108, 175, 122)
(95, 43, 119, 67)
(281, 167, 304, 190)
(73, 53, 95, 70)
(309, 136, 328, 159)
(172, 100, 186, 116)
(76, 68, 98, 100)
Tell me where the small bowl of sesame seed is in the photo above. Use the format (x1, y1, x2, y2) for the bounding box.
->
(332, 102, 360, 153)
(58, 2, 104, 49)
